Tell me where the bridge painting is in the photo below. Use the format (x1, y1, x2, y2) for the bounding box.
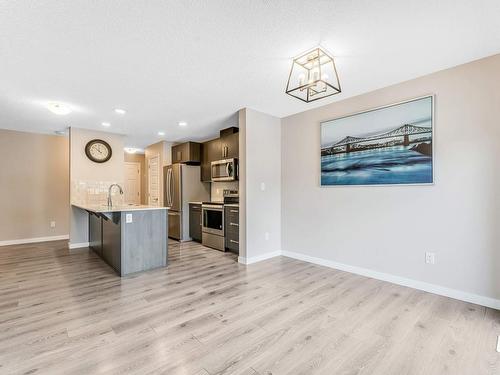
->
(320, 96, 433, 186)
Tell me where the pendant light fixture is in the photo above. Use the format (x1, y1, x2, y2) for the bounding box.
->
(285, 47, 341, 103)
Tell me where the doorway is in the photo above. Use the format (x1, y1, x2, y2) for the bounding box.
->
(148, 154, 160, 206)
(124, 162, 141, 204)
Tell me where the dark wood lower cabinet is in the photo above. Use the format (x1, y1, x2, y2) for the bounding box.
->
(224, 206, 239, 254)
(101, 213, 122, 273)
(88, 212, 102, 257)
(189, 203, 202, 242)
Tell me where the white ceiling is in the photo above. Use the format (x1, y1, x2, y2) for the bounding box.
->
(1, 0, 499, 149)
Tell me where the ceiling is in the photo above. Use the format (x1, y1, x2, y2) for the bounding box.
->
(1, 0, 499, 149)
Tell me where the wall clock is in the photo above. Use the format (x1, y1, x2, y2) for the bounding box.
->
(85, 139, 112, 163)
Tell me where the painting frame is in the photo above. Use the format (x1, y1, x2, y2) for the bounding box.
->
(319, 94, 435, 187)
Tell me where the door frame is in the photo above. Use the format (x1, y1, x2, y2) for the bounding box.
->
(147, 154, 160, 206)
(124, 161, 141, 204)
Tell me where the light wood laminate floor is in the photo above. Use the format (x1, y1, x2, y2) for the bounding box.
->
(0, 240, 499, 375)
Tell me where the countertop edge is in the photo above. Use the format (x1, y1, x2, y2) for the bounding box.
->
(72, 204, 169, 213)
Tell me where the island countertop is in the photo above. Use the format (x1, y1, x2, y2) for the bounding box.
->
(72, 203, 168, 213)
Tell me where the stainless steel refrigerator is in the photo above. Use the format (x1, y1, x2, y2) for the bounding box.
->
(164, 164, 209, 241)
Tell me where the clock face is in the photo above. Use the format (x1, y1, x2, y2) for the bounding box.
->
(85, 139, 112, 163)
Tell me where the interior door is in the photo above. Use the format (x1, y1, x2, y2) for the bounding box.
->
(148, 155, 160, 206)
(124, 162, 141, 204)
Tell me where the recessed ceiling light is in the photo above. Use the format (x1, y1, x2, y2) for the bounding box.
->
(102, 122, 111, 127)
(54, 130, 67, 136)
(46, 102, 72, 115)
(114, 108, 126, 115)
(178, 121, 187, 127)
(158, 131, 165, 136)
(124, 147, 139, 154)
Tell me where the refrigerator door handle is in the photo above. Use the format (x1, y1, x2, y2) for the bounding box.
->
(166, 168, 171, 207)
(169, 168, 174, 207)
(165, 169, 170, 207)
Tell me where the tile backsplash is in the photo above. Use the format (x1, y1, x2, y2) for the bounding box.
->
(210, 181, 239, 202)
(71, 180, 125, 206)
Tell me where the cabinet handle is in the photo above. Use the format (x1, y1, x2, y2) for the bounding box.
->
(230, 209, 238, 213)
(230, 240, 239, 244)
(230, 222, 239, 226)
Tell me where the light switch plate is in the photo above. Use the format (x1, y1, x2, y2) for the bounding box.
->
(497, 335, 500, 353)
(126, 213, 133, 223)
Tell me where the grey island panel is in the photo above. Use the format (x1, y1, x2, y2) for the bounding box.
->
(80, 204, 168, 277)
(120, 209, 168, 275)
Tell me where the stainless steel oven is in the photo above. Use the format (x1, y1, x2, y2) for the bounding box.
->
(202, 203, 225, 251)
(211, 158, 238, 182)
(202, 204, 224, 235)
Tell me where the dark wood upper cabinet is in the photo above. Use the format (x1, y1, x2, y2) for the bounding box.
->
(199, 127, 239, 181)
(220, 132, 239, 159)
(200, 138, 221, 182)
(171, 142, 201, 164)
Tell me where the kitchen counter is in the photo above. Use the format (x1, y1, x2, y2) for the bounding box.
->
(188, 201, 203, 205)
(72, 203, 168, 213)
(73, 204, 168, 276)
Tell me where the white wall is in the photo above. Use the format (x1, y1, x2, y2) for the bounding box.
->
(69, 127, 125, 246)
(239, 108, 282, 263)
(281, 54, 500, 307)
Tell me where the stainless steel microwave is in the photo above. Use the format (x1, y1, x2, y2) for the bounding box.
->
(211, 158, 238, 182)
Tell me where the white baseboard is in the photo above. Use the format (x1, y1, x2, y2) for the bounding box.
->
(238, 251, 282, 265)
(0, 235, 69, 247)
(282, 250, 500, 310)
(68, 242, 90, 249)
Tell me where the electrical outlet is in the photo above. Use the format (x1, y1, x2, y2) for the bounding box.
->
(260, 182, 266, 191)
(50, 221, 56, 228)
(265, 232, 269, 241)
(497, 335, 500, 352)
(425, 252, 435, 265)
(126, 214, 133, 223)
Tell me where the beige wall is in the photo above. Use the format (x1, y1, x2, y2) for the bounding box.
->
(281, 54, 500, 305)
(144, 141, 172, 206)
(0, 129, 69, 242)
(124, 152, 146, 204)
(69, 127, 125, 245)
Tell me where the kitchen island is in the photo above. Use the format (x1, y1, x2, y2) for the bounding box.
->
(72, 204, 168, 276)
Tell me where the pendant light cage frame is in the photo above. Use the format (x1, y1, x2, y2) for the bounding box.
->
(285, 47, 341, 103)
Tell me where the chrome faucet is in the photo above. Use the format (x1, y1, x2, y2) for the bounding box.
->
(107, 184, 124, 207)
